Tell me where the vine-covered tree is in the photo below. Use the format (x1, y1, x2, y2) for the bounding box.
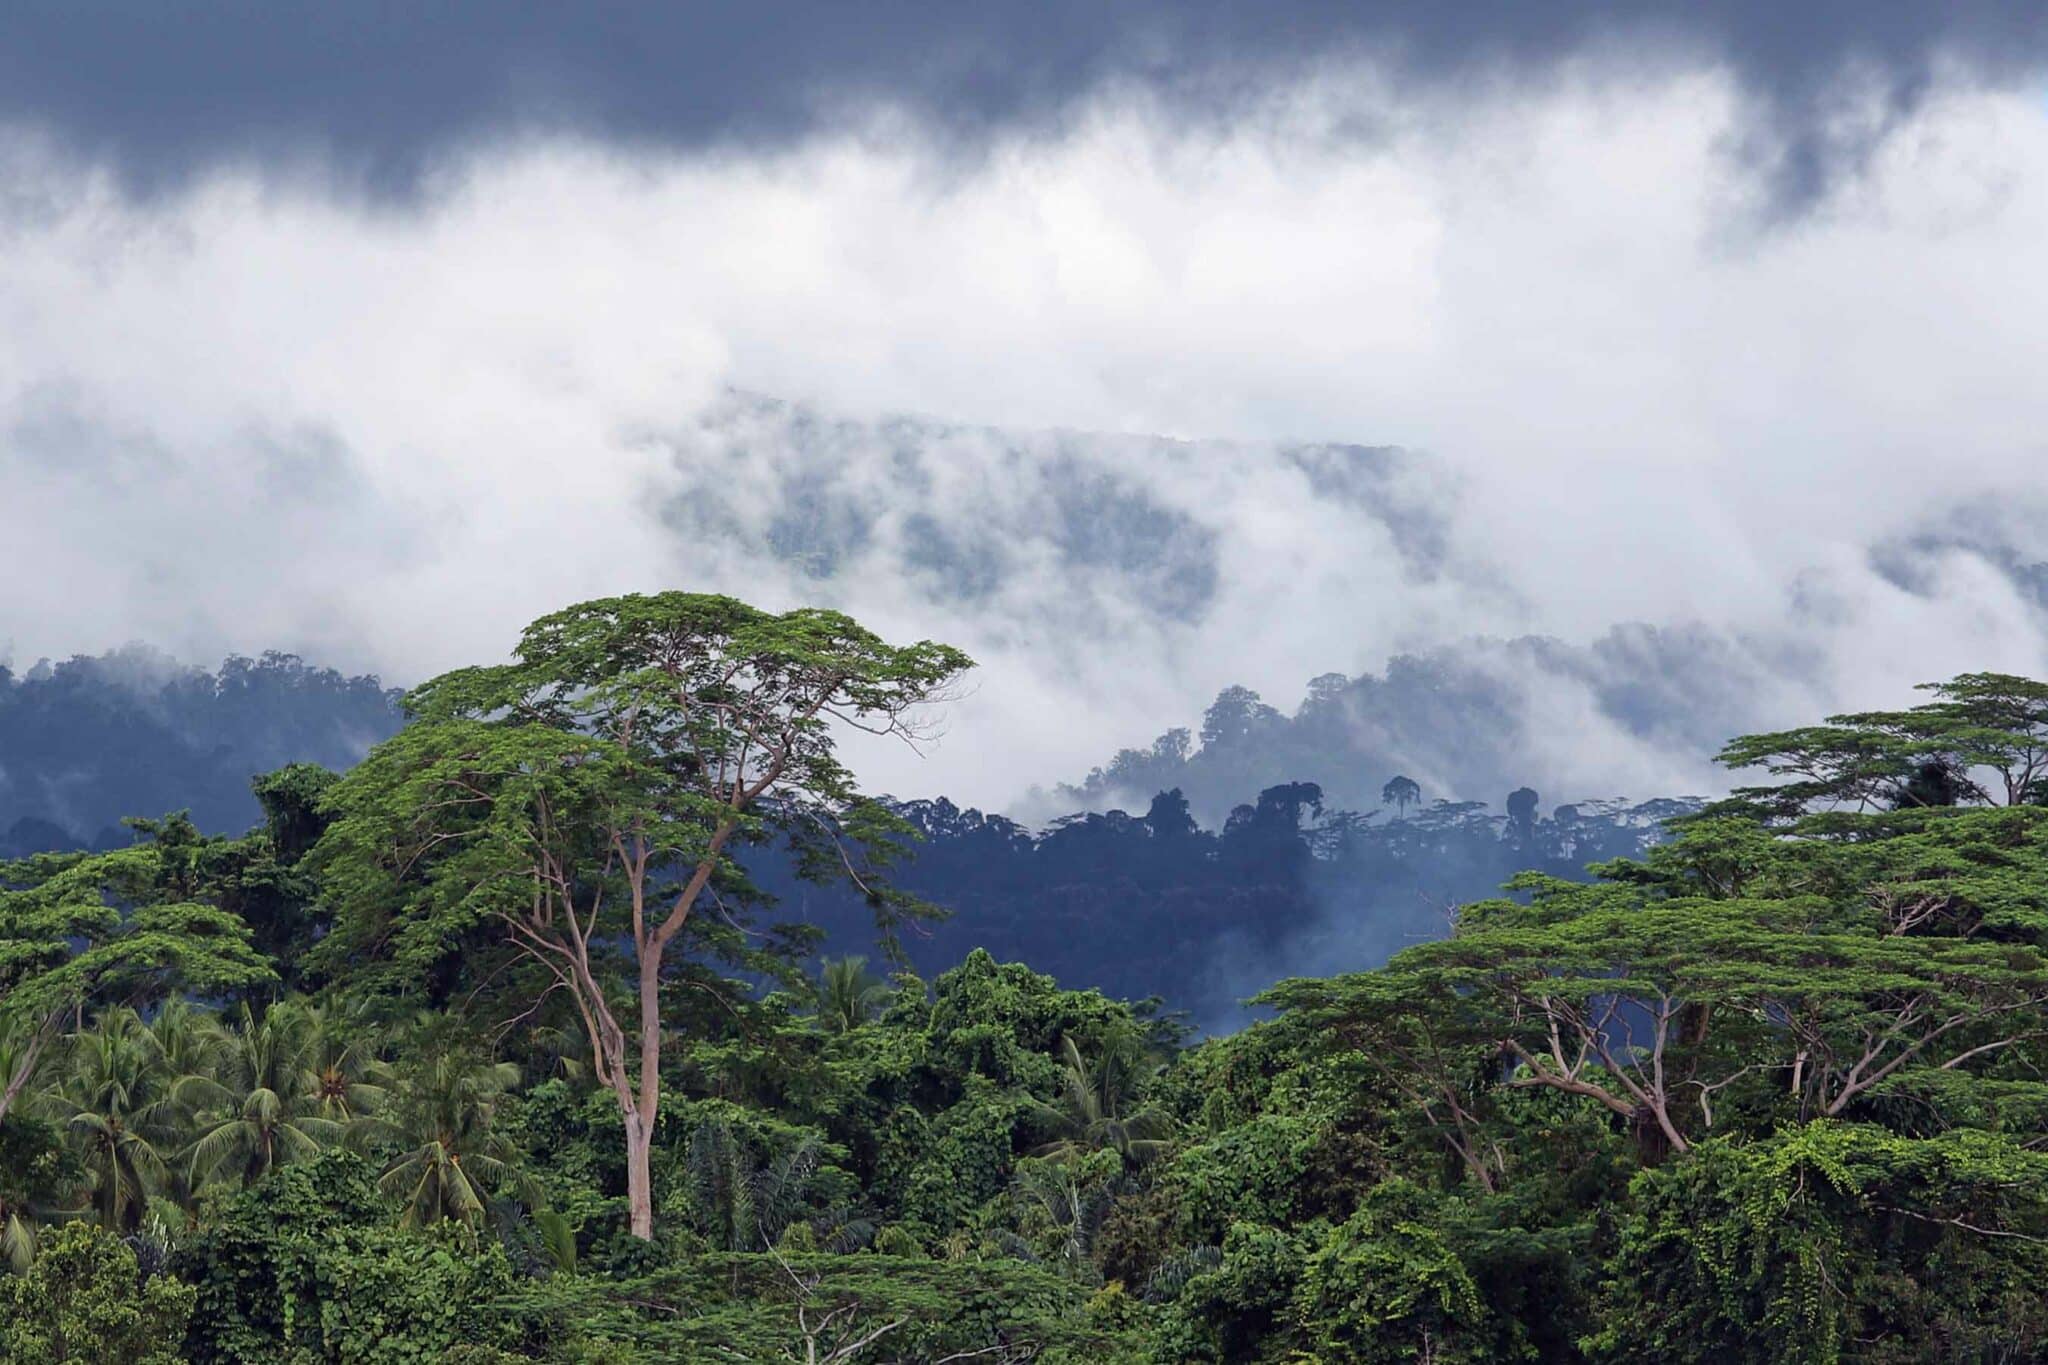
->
(0, 1221, 194, 1363)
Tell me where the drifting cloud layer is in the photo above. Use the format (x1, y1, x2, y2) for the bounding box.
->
(3, 64, 2047, 808)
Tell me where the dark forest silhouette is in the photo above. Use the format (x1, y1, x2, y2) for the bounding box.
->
(760, 784, 1685, 1028)
(0, 648, 403, 854)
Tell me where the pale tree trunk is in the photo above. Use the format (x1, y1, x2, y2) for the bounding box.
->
(590, 1028, 660, 1241)
(625, 951, 667, 1241)
(582, 989, 661, 1242)
(624, 1111, 656, 1240)
(565, 945, 662, 1243)
(540, 802, 750, 1242)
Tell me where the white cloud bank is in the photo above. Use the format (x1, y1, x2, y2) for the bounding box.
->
(2, 61, 2046, 809)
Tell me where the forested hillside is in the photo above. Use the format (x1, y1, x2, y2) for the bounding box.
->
(0, 649, 403, 855)
(8, 0, 2047, 1358)
(7, 595, 2048, 1362)
(1055, 637, 1739, 826)
(766, 785, 1686, 1029)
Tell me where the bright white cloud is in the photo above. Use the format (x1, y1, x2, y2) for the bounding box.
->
(2, 62, 2046, 810)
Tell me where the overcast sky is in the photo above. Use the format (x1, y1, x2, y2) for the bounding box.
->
(4, 4, 2048, 807)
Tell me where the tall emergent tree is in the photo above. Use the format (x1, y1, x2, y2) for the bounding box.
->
(1381, 775, 1421, 819)
(312, 592, 972, 1239)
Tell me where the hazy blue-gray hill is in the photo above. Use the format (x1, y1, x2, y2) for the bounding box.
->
(0, 646, 402, 854)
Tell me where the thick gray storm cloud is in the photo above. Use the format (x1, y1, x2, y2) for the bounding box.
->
(4, 2, 2046, 208)
(3, 8, 2047, 811)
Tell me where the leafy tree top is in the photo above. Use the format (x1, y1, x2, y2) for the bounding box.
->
(1, 843, 271, 1064)
(312, 592, 975, 984)
(1719, 671, 2048, 815)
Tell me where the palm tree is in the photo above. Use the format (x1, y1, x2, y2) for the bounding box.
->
(525, 1015, 593, 1083)
(45, 1009, 194, 1230)
(684, 1119, 824, 1251)
(185, 1001, 346, 1190)
(686, 1119, 758, 1250)
(147, 997, 227, 1085)
(0, 1193, 37, 1275)
(301, 1001, 392, 1123)
(0, 1014, 48, 1132)
(0, 1037, 67, 1272)
(1011, 1157, 1112, 1265)
(813, 956, 889, 1033)
(348, 1050, 524, 1229)
(148, 999, 235, 1209)
(1028, 1032, 1175, 1164)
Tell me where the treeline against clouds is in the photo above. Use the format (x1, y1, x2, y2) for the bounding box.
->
(1057, 638, 1748, 827)
(0, 648, 403, 856)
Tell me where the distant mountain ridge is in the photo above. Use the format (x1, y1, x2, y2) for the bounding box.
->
(671, 397, 2048, 830)
(1053, 630, 1744, 827)
(668, 392, 1436, 625)
(0, 646, 403, 854)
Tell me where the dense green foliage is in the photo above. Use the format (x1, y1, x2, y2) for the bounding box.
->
(7, 596, 2048, 1360)
(0, 1221, 193, 1363)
